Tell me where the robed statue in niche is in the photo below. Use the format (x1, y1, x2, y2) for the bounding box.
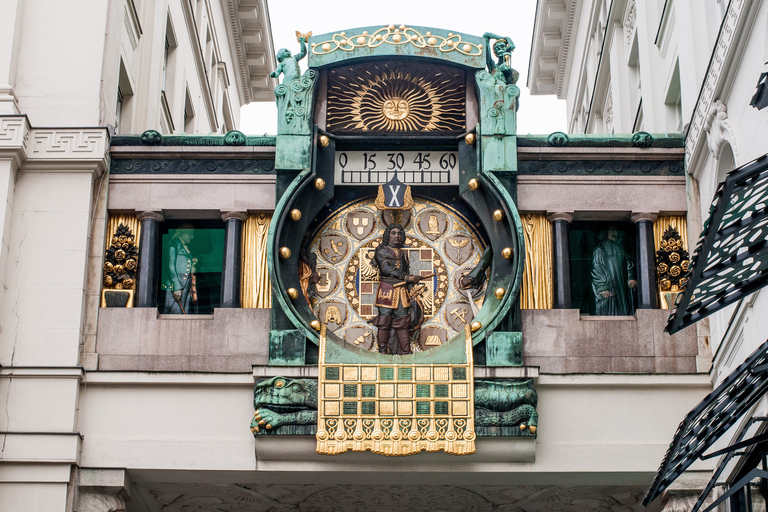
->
(369, 224, 427, 355)
(591, 228, 637, 316)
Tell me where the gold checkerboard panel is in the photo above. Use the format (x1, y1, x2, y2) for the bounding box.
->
(317, 325, 475, 456)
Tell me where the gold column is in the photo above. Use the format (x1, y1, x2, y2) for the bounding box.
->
(106, 213, 141, 247)
(520, 213, 553, 309)
(653, 216, 688, 252)
(241, 213, 272, 308)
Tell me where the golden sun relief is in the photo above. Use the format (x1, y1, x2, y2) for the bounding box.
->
(327, 62, 466, 133)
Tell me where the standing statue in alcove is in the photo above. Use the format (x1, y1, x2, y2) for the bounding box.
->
(270, 31, 317, 137)
(163, 224, 198, 315)
(591, 228, 637, 316)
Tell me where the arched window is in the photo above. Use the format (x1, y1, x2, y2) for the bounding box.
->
(717, 142, 736, 186)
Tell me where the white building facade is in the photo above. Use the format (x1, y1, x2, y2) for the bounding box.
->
(531, 0, 768, 509)
(0, 1, 275, 510)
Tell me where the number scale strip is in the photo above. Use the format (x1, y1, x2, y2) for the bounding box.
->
(335, 151, 459, 185)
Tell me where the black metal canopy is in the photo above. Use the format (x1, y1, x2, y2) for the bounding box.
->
(666, 153, 768, 334)
(643, 338, 768, 505)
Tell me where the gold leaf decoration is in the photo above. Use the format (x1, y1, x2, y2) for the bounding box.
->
(327, 62, 465, 133)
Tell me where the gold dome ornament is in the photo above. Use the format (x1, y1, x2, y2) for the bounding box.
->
(467, 178, 479, 190)
(494, 287, 506, 299)
(470, 321, 482, 332)
(287, 288, 299, 299)
(501, 247, 513, 259)
(464, 132, 475, 145)
(310, 319, 321, 331)
(318, 135, 330, 147)
(279, 247, 292, 259)
(493, 210, 504, 221)
(290, 209, 302, 221)
(314, 178, 325, 190)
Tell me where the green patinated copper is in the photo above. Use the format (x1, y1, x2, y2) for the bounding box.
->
(113, 131, 275, 146)
(517, 132, 685, 147)
(251, 376, 537, 437)
(307, 25, 485, 69)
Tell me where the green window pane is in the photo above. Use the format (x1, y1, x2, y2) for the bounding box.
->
(452, 367, 466, 380)
(344, 384, 358, 397)
(361, 401, 376, 415)
(398, 367, 413, 381)
(343, 402, 357, 415)
(416, 402, 430, 415)
(434, 384, 449, 397)
(416, 384, 430, 397)
(362, 384, 376, 397)
(435, 402, 449, 415)
(380, 367, 394, 380)
(325, 367, 340, 380)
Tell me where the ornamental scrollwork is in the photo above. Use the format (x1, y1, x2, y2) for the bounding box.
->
(311, 24, 482, 57)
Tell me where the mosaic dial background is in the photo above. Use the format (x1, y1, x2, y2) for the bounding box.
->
(309, 197, 486, 352)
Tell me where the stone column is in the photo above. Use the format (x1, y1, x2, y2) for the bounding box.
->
(220, 211, 248, 308)
(135, 211, 164, 308)
(547, 212, 573, 309)
(631, 212, 658, 309)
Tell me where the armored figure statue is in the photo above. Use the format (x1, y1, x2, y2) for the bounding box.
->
(476, 32, 520, 137)
(591, 228, 637, 316)
(369, 224, 424, 355)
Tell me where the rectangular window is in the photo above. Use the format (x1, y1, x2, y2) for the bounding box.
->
(159, 220, 225, 315)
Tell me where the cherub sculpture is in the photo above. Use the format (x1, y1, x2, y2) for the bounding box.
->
(270, 31, 311, 84)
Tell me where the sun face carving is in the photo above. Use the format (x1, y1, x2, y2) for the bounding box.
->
(382, 97, 410, 121)
(327, 62, 465, 133)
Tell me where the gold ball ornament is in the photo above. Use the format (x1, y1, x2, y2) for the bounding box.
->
(322, 43, 331, 51)
(465, 132, 475, 145)
(493, 209, 504, 221)
(470, 321, 482, 332)
(287, 288, 299, 299)
(529, 426, 537, 434)
(519, 423, 526, 431)
(462, 44, 471, 52)
(502, 247, 513, 259)
(494, 287, 506, 299)
(467, 178, 479, 190)
(314, 178, 325, 190)
(290, 209, 302, 221)
(392, 34, 402, 42)
(310, 319, 321, 331)
(428, 37, 437, 45)
(279, 247, 292, 259)
(356, 36, 366, 44)
(318, 135, 330, 147)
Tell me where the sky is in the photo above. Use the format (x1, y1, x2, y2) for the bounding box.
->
(238, 0, 568, 135)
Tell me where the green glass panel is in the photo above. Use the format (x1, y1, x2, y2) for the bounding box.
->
(434, 385, 449, 397)
(416, 384, 430, 397)
(435, 402, 449, 415)
(398, 367, 413, 381)
(361, 402, 375, 415)
(452, 368, 466, 380)
(380, 367, 394, 380)
(159, 225, 225, 315)
(416, 402, 430, 415)
(343, 402, 357, 415)
(344, 384, 358, 397)
(325, 367, 340, 380)
(362, 384, 376, 397)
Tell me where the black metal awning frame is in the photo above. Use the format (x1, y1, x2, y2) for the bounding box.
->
(644, 338, 768, 506)
(667, 153, 768, 334)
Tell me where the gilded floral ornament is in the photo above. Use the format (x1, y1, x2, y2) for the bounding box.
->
(655, 226, 690, 291)
(311, 25, 482, 57)
(103, 224, 138, 290)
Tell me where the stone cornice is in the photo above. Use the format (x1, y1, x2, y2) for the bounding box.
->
(0, 115, 31, 168)
(685, 0, 761, 174)
(527, 0, 577, 98)
(0, 119, 109, 175)
(23, 128, 109, 174)
(221, 0, 278, 104)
